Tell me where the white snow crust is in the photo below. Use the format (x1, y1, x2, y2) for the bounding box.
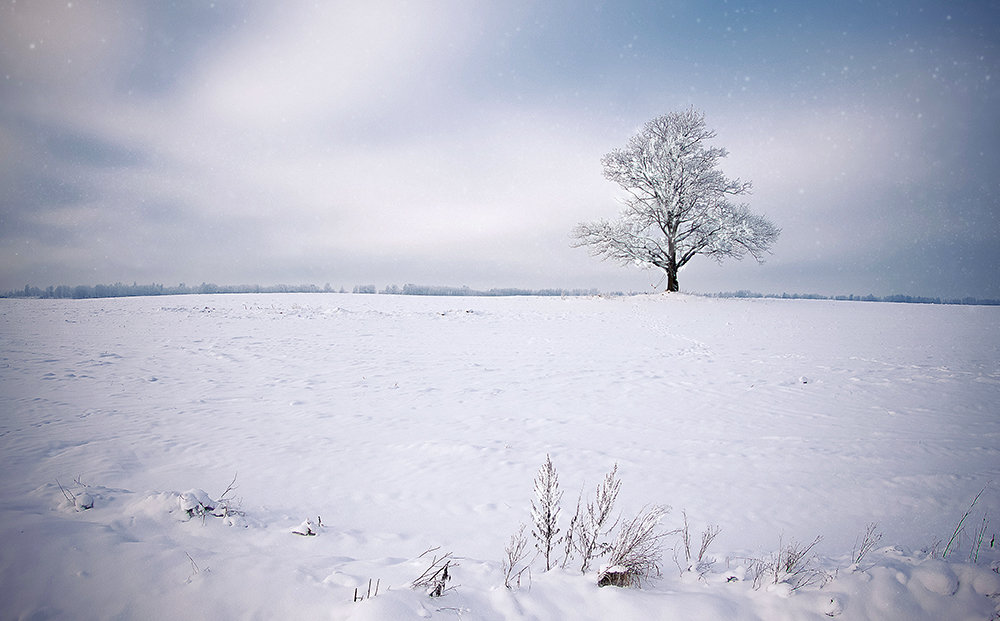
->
(1, 293, 998, 619)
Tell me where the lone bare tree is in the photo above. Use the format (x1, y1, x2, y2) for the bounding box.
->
(573, 109, 779, 292)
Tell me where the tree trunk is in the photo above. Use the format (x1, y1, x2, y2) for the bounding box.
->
(665, 239, 679, 292)
(665, 249, 679, 292)
(666, 268, 679, 292)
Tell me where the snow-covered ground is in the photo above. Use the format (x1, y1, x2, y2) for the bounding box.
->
(1, 293, 998, 620)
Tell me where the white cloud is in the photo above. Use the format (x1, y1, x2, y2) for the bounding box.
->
(186, 2, 477, 132)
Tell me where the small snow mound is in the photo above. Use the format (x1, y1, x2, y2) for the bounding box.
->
(766, 581, 794, 598)
(342, 590, 424, 620)
(968, 565, 1000, 596)
(823, 595, 844, 616)
(597, 565, 632, 587)
(178, 489, 216, 517)
(75, 492, 94, 510)
(909, 560, 959, 596)
(291, 519, 318, 536)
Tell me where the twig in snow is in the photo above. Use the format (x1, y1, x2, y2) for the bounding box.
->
(944, 483, 989, 559)
(417, 546, 441, 559)
(55, 478, 75, 504)
(502, 523, 532, 589)
(970, 513, 990, 563)
(851, 522, 883, 565)
(411, 551, 457, 597)
(353, 578, 381, 602)
(218, 472, 239, 500)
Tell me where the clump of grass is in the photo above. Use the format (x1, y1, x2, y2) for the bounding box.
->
(598, 505, 673, 588)
(743, 535, 828, 592)
(675, 510, 721, 576)
(942, 483, 990, 561)
(851, 522, 883, 566)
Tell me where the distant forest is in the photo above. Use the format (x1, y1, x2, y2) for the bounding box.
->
(705, 290, 1000, 306)
(1, 282, 998, 306)
(2, 282, 604, 299)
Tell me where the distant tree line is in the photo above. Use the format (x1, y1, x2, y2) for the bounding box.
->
(3, 282, 603, 300)
(366, 284, 603, 297)
(3, 283, 997, 306)
(707, 290, 1000, 306)
(4, 282, 337, 299)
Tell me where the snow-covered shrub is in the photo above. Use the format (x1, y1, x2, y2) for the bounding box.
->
(597, 505, 672, 588)
(173, 474, 247, 526)
(178, 489, 216, 520)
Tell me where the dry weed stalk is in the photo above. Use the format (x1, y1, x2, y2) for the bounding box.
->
(412, 550, 457, 597)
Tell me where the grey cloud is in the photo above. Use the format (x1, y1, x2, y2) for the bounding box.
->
(119, 2, 264, 97)
(43, 130, 147, 168)
(3, 169, 85, 210)
(0, 1, 997, 298)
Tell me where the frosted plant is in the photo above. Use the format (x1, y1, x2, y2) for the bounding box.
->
(851, 522, 883, 566)
(575, 464, 622, 573)
(598, 505, 672, 588)
(531, 454, 563, 571)
(573, 108, 779, 291)
(561, 491, 582, 569)
(676, 510, 721, 575)
(502, 523, 531, 589)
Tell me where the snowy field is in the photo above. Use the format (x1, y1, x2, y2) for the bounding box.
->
(1, 292, 999, 620)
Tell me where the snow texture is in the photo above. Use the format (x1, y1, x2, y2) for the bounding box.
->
(1, 292, 998, 619)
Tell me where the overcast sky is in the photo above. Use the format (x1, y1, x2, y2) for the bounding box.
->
(2, 1, 998, 298)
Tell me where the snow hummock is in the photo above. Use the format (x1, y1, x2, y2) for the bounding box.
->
(1, 292, 998, 619)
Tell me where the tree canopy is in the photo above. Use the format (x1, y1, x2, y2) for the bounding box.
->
(573, 109, 779, 291)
